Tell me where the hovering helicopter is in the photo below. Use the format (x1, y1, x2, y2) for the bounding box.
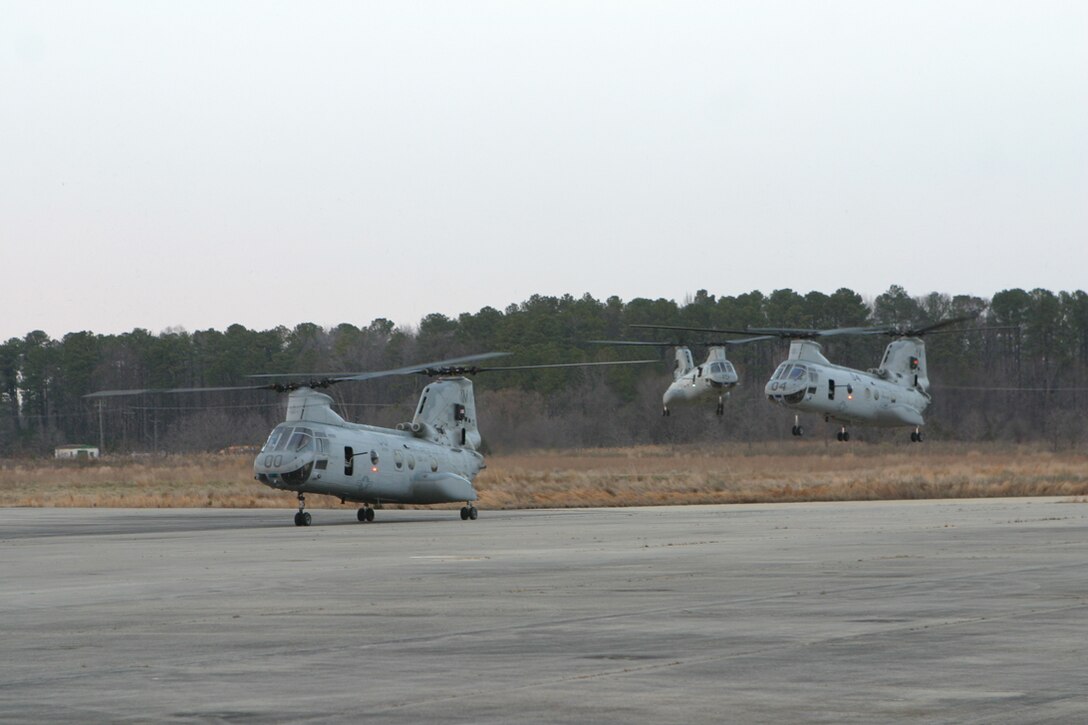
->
(591, 336, 770, 416)
(86, 353, 654, 526)
(636, 317, 976, 442)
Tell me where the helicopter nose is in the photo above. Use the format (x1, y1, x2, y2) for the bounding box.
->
(254, 451, 315, 486)
(765, 379, 806, 405)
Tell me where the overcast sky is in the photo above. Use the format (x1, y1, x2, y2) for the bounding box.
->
(2, 1, 1085, 341)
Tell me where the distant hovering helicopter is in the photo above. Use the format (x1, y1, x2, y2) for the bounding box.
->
(637, 317, 975, 441)
(591, 335, 770, 416)
(86, 353, 654, 526)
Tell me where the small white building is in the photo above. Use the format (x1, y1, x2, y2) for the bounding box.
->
(54, 445, 100, 460)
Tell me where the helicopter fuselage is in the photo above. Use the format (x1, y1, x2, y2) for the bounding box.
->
(662, 346, 738, 415)
(254, 420, 482, 505)
(765, 339, 930, 429)
(765, 359, 928, 427)
(663, 365, 737, 407)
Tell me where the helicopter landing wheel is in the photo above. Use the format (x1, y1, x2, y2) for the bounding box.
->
(469, 506, 478, 520)
(791, 425, 804, 437)
(837, 429, 850, 442)
(460, 506, 469, 520)
(663, 406, 670, 417)
(294, 493, 311, 526)
(911, 430, 923, 443)
(357, 506, 375, 523)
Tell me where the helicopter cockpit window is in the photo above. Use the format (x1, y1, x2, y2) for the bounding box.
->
(263, 426, 289, 452)
(269, 425, 296, 452)
(787, 365, 807, 381)
(287, 428, 313, 452)
(772, 363, 790, 380)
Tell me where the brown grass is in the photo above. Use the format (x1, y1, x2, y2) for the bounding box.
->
(476, 442, 1088, 508)
(2, 442, 1087, 510)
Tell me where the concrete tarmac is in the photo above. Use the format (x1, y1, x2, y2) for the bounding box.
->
(2, 499, 1087, 723)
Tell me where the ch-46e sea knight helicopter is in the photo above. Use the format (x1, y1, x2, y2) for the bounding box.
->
(590, 334, 770, 416)
(86, 353, 653, 526)
(638, 317, 975, 442)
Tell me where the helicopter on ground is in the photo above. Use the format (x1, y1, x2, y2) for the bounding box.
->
(634, 317, 976, 442)
(86, 353, 654, 526)
(591, 336, 770, 416)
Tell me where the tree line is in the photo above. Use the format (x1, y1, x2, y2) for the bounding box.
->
(2, 285, 1086, 456)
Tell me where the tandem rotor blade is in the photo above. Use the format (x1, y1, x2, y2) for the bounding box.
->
(590, 336, 773, 347)
(245, 352, 514, 382)
(86, 353, 515, 397)
(466, 359, 659, 373)
(629, 323, 866, 340)
(627, 323, 754, 336)
(848, 314, 982, 338)
(84, 383, 278, 399)
(332, 352, 514, 381)
(587, 339, 673, 347)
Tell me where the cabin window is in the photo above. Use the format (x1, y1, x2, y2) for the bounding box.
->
(370, 450, 379, 465)
(394, 450, 404, 470)
(454, 403, 466, 422)
(828, 379, 836, 400)
(430, 457, 438, 472)
(344, 447, 354, 476)
(407, 454, 415, 470)
(417, 396, 428, 415)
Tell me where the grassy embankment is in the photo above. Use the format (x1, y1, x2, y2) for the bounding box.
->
(2, 442, 1087, 509)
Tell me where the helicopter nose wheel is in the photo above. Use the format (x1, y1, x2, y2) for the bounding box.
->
(836, 427, 850, 442)
(662, 406, 670, 417)
(910, 428, 924, 443)
(357, 505, 375, 522)
(293, 493, 312, 526)
(715, 396, 725, 417)
(791, 415, 804, 437)
(459, 505, 478, 521)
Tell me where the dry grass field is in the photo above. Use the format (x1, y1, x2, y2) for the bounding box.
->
(3, 442, 1088, 510)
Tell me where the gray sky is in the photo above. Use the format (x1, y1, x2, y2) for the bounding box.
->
(2, 1, 1086, 341)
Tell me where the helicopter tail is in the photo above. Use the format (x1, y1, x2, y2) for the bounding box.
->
(406, 377, 482, 449)
(876, 339, 930, 392)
